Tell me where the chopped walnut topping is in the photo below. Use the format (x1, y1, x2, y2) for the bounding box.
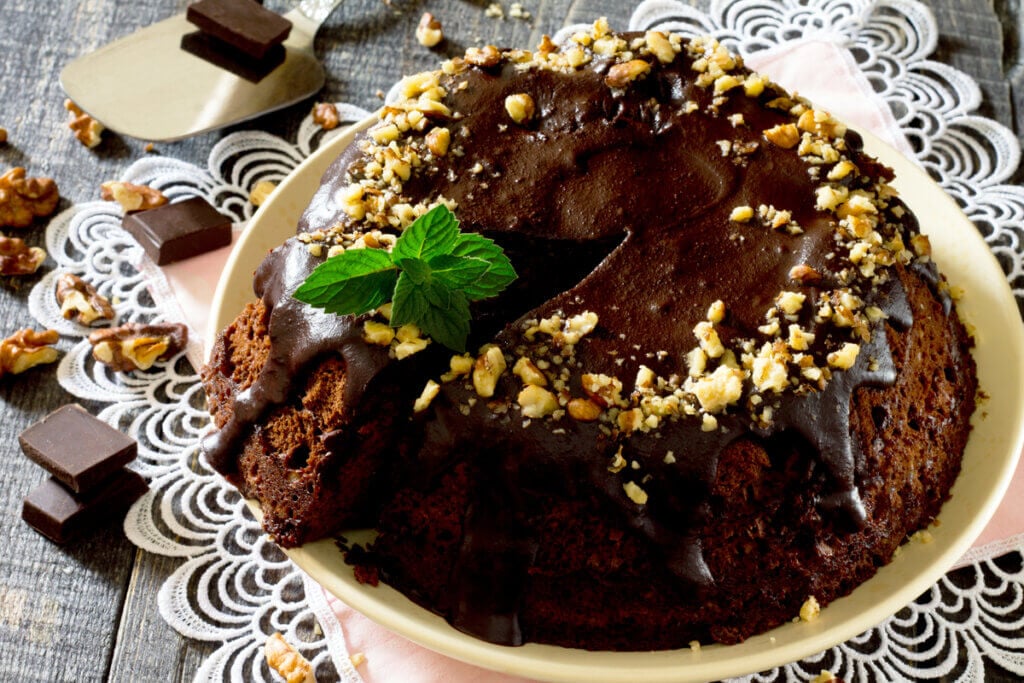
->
(729, 205, 754, 223)
(264, 633, 316, 683)
(693, 321, 724, 358)
(789, 264, 822, 284)
(64, 100, 104, 148)
(472, 345, 507, 397)
(55, 273, 114, 325)
(100, 181, 168, 213)
(512, 356, 546, 386)
(413, 380, 441, 413)
(644, 31, 676, 64)
(827, 342, 860, 369)
(425, 127, 451, 156)
(0, 167, 60, 229)
(0, 328, 59, 378)
(465, 45, 502, 68)
(518, 384, 559, 418)
(88, 322, 187, 372)
(416, 13, 444, 48)
(393, 324, 429, 359)
(0, 235, 46, 275)
(504, 93, 536, 125)
(581, 372, 625, 408)
(622, 480, 648, 505)
(605, 59, 651, 88)
(362, 320, 395, 346)
(689, 365, 744, 413)
(567, 397, 602, 421)
(763, 123, 800, 149)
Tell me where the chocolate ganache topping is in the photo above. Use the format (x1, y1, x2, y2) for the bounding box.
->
(202, 24, 947, 645)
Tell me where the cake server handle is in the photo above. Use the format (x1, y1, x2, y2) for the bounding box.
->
(285, 0, 346, 50)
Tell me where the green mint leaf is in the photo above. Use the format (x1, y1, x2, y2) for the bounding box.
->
(293, 205, 517, 353)
(391, 204, 460, 263)
(293, 248, 398, 316)
(392, 273, 471, 351)
(448, 233, 518, 300)
(428, 254, 490, 290)
(396, 257, 432, 285)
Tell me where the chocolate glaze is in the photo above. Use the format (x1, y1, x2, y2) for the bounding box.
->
(203, 40, 942, 645)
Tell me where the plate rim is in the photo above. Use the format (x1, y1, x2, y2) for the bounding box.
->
(212, 117, 1024, 683)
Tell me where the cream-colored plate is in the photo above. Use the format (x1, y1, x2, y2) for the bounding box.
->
(207, 118, 1024, 683)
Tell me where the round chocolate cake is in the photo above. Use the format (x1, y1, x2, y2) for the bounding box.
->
(201, 22, 977, 649)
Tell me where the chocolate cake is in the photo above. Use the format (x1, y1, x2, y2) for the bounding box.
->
(201, 22, 977, 649)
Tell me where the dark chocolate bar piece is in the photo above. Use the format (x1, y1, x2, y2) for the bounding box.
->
(181, 30, 285, 83)
(22, 471, 148, 544)
(186, 0, 292, 60)
(19, 404, 137, 493)
(121, 196, 232, 266)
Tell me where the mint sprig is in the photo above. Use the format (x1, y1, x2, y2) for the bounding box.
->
(293, 205, 517, 352)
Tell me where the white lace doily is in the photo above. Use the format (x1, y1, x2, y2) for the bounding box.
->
(28, 1, 1024, 681)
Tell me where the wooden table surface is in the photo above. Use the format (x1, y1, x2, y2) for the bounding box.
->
(0, 1, 1020, 681)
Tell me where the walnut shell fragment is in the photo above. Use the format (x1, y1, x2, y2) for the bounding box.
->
(0, 167, 60, 229)
(88, 322, 188, 373)
(0, 328, 59, 378)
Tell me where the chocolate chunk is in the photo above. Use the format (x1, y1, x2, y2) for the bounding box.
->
(121, 196, 232, 265)
(22, 471, 148, 544)
(186, 0, 292, 61)
(19, 404, 137, 493)
(180, 30, 285, 83)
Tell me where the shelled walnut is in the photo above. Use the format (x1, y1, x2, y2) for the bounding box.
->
(0, 235, 46, 275)
(55, 273, 115, 325)
(87, 322, 187, 372)
(64, 100, 104, 148)
(0, 167, 60, 229)
(312, 102, 340, 130)
(416, 13, 444, 47)
(0, 328, 59, 378)
(100, 181, 168, 213)
(264, 633, 316, 683)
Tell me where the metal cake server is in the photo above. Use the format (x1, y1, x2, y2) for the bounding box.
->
(60, 0, 344, 142)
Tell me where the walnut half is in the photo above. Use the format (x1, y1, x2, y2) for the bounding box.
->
(0, 328, 59, 378)
(55, 273, 115, 325)
(100, 181, 168, 213)
(0, 235, 46, 275)
(88, 322, 187, 372)
(0, 167, 60, 229)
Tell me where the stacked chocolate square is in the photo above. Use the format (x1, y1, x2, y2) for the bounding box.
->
(20, 404, 148, 543)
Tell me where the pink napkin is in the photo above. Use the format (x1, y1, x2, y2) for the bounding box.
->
(147, 39, 1021, 682)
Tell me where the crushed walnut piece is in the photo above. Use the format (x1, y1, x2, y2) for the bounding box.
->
(0, 128, 7, 144)
(0, 328, 59, 378)
(100, 181, 168, 213)
(0, 235, 46, 275)
(799, 595, 821, 622)
(64, 100, 104, 148)
(249, 180, 277, 207)
(416, 13, 444, 48)
(0, 167, 60, 229)
(88, 322, 187, 372)
(312, 102, 340, 130)
(55, 273, 115, 325)
(264, 632, 316, 683)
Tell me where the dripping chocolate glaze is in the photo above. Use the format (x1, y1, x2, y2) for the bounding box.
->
(203, 40, 936, 645)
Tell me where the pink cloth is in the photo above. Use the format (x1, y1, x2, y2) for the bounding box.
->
(151, 39, 1022, 683)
